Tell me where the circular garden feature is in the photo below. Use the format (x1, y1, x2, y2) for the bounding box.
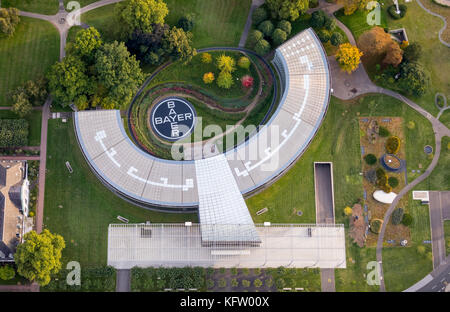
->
(381, 153, 403, 172)
(129, 48, 277, 159)
(424, 145, 433, 155)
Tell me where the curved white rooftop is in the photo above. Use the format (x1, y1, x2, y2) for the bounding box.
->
(373, 190, 397, 204)
(74, 28, 331, 211)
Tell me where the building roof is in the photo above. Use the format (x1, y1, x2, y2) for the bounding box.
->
(0, 241, 13, 260)
(0, 193, 4, 242)
(73, 28, 331, 210)
(0, 165, 6, 188)
(8, 182, 22, 210)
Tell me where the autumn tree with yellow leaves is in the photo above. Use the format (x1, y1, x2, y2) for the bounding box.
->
(335, 43, 363, 74)
(203, 72, 215, 84)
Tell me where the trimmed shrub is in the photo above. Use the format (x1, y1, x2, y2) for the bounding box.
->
(255, 39, 271, 55)
(386, 136, 401, 154)
(310, 10, 326, 29)
(254, 278, 263, 288)
(0, 265, 15, 280)
(252, 7, 268, 25)
(249, 29, 264, 45)
(218, 278, 227, 288)
(364, 154, 377, 165)
(391, 207, 404, 225)
(275, 278, 286, 289)
(277, 20, 292, 35)
(324, 18, 336, 31)
(402, 213, 413, 226)
(242, 279, 251, 287)
(258, 20, 274, 37)
(388, 176, 399, 188)
(388, 4, 407, 19)
(231, 278, 239, 287)
(378, 126, 390, 137)
(272, 28, 288, 45)
(317, 29, 331, 43)
(237, 56, 251, 69)
(370, 219, 383, 234)
(201, 52, 212, 63)
(330, 32, 344, 46)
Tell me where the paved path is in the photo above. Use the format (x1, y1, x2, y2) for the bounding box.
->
(429, 191, 450, 269)
(0, 156, 40, 161)
(239, 0, 265, 48)
(0, 283, 39, 292)
(116, 269, 131, 292)
(415, 0, 450, 47)
(35, 98, 51, 234)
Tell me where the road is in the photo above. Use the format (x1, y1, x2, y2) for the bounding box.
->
(429, 192, 449, 269)
(116, 270, 131, 292)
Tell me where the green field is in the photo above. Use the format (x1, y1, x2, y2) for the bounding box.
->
(43, 120, 197, 267)
(0, 17, 59, 106)
(0, 110, 42, 146)
(2, 0, 59, 15)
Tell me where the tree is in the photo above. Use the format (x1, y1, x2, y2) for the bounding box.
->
(47, 55, 90, 107)
(0, 7, 20, 37)
(241, 75, 254, 88)
(258, 20, 274, 37)
(403, 42, 422, 63)
(252, 7, 268, 25)
(11, 92, 32, 117)
(330, 32, 344, 46)
(272, 28, 288, 45)
(116, 0, 169, 37)
(72, 27, 103, 59)
(0, 265, 15, 280)
(217, 71, 234, 89)
(177, 13, 194, 32)
(266, 0, 309, 21)
(317, 29, 331, 43)
(383, 41, 403, 67)
(388, 176, 399, 188)
(249, 29, 264, 45)
(95, 41, 144, 109)
(277, 20, 292, 35)
(344, 206, 353, 216)
(398, 62, 429, 97)
(310, 10, 326, 29)
(337, 0, 369, 15)
(255, 39, 271, 55)
(14, 230, 65, 286)
(364, 153, 377, 165)
(238, 56, 251, 69)
(324, 18, 337, 31)
(378, 126, 390, 137)
(216, 54, 236, 73)
(125, 24, 170, 64)
(203, 72, 215, 84)
(335, 43, 363, 74)
(401, 213, 413, 226)
(201, 52, 212, 64)
(385, 136, 401, 154)
(163, 26, 197, 63)
(0, 119, 28, 147)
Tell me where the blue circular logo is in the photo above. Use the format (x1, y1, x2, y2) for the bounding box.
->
(150, 97, 197, 141)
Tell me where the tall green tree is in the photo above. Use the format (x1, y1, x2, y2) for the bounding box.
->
(266, 0, 309, 21)
(72, 27, 103, 59)
(11, 92, 32, 117)
(0, 7, 20, 37)
(163, 26, 197, 64)
(116, 0, 169, 38)
(95, 41, 144, 109)
(398, 62, 429, 97)
(14, 230, 65, 286)
(47, 55, 90, 107)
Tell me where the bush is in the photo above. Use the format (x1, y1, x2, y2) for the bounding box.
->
(249, 29, 264, 45)
(252, 7, 268, 25)
(230, 268, 238, 275)
(255, 39, 271, 55)
(310, 10, 326, 28)
(217, 71, 233, 89)
(317, 29, 331, 43)
(403, 42, 422, 63)
(277, 20, 292, 35)
(0, 265, 15, 280)
(388, 4, 407, 19)
(402, 213, 413, 226)
(275, 278, 286, 289)
(206, 279, 214, 289)
(407, 121, 415, 129)
(272, 28, 288, 45)
(391, 207, 404, 225)
(0, 119, 29, 147)
(398, 62, 430, 97)
(242, 279, 251, 287)
(386, 136, 401, 154)
(324, 18, 336, 31)
(378, 126, 390, 137)
(218, 278, 227, 288)
(231, 278, 239, 287)
(254, 278, 263, 288)
(388, 176, 399, 188)
(370, 219, 383, 234)
(330, 32, 344, 46)
(266, 278, 274, 288)
(364, 154, 377, 165)
(237, 56, 251, 69)
(177, 14, 194, 32)
(258, 20, 274, 37)
(201, 52, 212, 64)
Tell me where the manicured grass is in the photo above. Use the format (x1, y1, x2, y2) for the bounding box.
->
(439, 109, 450, 128)
(0, 110, 42, 145)
(2, 0, 59, 15)
(445, 220, 450, 256)
(164, 0, 251, 48)
(414, 136, 450, 190)
(80, 3, 117, 42)
(44, 120, 197, 267)
(334, 7, 388, 40)
(0, 17, 59, 106)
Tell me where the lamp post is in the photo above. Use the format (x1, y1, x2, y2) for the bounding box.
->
(394, 0, 401, 14)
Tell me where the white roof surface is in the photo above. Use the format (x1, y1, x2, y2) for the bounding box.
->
(373, 190, 398, 204)
(107, 223, 346, 269)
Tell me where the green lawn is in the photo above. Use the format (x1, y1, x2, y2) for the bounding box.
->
(0, 17, 59, 106)
(44, 120, 197, 267)
(80, 3, 118, 42)
(0, 110, 42, 146)
(439, 109, 450, 128)
(334, 6, 388, 40)
(2, 0, 59, 15)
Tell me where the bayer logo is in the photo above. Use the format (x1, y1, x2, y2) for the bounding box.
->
(150, 97, 197, 141)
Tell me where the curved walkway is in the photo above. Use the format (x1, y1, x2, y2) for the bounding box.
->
(416, 0, 450, 47)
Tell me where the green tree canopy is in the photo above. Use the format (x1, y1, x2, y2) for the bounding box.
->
(255, 39, 271, 55)
(11, 91, 32, 117)
(0, 265, 15, 280)
(272, 28, 287, 46)
(330, 32, 344, 46)
(95, 41, 145, 109)
(258, 20, 274, 37)
(48, 55, 90, 107)
(277, 20, 292, 35)
(116, 0, 169, 37)
(217, 71, 234, 89)
(266, 0, 309, 21)
(398, 62, 429, 97)
(14, 230, 65, 286)
(217, 54, 236, 73)
(252, 7, 268, 25)
(0, 7, 20, 37)
(163, 26, 197, 63)
(72, 27, 103, 58)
